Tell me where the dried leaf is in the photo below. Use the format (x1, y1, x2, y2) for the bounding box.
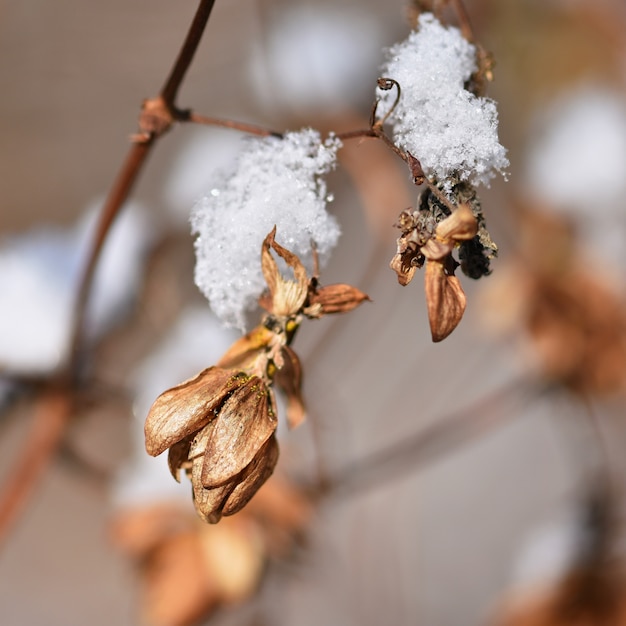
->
(421, 237, 455, 261)
(261, 228, 308, 315)
(390, 252, 418, 286)
(191, 432, 279, 523)
(109, 504, 194, 558)
(145, 368, 248, 457)
(425, 260, 467, 342)
(191, 454, 233, 524)
(141, 530, 219, 626)
(201, 378, 277, 488)
(197, 518, 264, 603)
(261, 226, 280, 303)
(274, 346, 306, 429)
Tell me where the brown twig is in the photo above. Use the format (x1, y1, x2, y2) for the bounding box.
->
(69, 0, 218, 372)
(160, 0, 217, 108)
(449, 0, 475, 42)
(0, 387, 71, 547)
(69, 139, 154, 373)
(0, 0, 219, 549)
(187, 112, 282, 137)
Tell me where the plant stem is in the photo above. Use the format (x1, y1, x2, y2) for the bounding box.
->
(69, 139, 153, 374)
(449, 0, 475, 42)
(161, 0, 217, 107)
(0, 0, 220, 551)
(188, 112, 281, 137)
(69, 0, 218, 375)
(0, 388, 70, 548)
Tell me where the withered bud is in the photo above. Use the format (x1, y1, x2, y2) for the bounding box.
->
(191, 432, 279, 524)
(145, 368, 278, 523)
(261, 226, 308, 317)
(305, 283, 371, 317)
(261, 226, 369, 321)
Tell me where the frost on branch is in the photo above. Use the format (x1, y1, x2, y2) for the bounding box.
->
(191, 128, 341, 329)
(378, 13, 508, 188)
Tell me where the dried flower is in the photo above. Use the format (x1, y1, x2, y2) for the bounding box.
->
(145, 228, 368, 522)
(145, 368, 278, 523)
(390, 199, 482, 341)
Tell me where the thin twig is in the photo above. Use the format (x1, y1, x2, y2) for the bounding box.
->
(425, 179, 459, 213)
(160, 0, 217, 107)
(0, 0, 220, 550)
(70, 0, 218, 373)
(334, 129, 377, 142)
(187, 112, 282, 137)
(449, 0, 475, 42)
(69, 139, 153, 374)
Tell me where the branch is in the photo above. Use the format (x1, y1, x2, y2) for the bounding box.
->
(0, 0, 220, 551)
(449, 0, 475, 42)
(68, 0, 218, 375)
(0, 387, 71, 547)
(69, 140, 153, 373)
(187, 112, 282, 137)
(317, 375, 542, 500)
(160, 0, 218, 107)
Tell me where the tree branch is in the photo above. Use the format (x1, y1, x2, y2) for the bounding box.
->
(160, 0, 218, 107)
(0, 388, 71, 548)
(318, 375, 543, 500)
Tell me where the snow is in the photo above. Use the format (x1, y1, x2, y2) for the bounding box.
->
(191, 128, 341, 329)
(0, 201, 153, 374)
(378, 13, 508, 188)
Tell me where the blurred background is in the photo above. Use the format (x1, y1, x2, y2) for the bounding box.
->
(1, 0, 626, 624)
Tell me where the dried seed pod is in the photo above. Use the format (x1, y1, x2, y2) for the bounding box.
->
(305, 283, 370, 317)
(425, 260, 467, 342)
(145, 228, 369, 523)
(201, 377, 276, 488)
(144, 368, 249, 457)
(191, 434, 279, 524)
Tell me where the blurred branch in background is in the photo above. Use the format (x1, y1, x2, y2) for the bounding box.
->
(1, 1, 626, 626)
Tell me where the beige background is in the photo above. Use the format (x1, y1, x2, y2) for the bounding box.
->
(1, 1, 626, 625)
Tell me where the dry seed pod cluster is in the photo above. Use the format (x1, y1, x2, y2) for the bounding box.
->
(145, 228, 368, 523)
(390, 182, 497, 341)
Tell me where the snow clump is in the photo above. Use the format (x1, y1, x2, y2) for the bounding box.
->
(378, 13, 508, 188)
(191, 128, 341, 330)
